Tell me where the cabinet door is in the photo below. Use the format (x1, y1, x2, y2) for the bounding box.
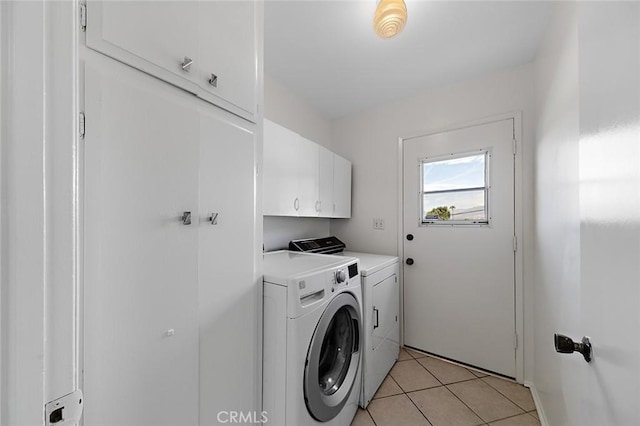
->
(318, 146, 334, 217)
(198, 107, 258, 423)
(86, 1, 200, 93)
(198, 1, 257, 118)
(333, 154, 352, 218)
(372, 274, 400, 351)
(296, 136, 320, 216)
(84, 57, 200, 426)
(263, 119, 300, 216)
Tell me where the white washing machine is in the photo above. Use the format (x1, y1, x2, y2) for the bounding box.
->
(288, 238, 400, 409)
(263, 251, 363, 426)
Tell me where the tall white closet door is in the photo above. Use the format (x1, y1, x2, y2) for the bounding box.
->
(84, 58, 200, 426)
(197, 108, 258, 423)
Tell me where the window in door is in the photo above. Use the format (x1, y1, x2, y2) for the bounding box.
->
(421, 150, 490, 225)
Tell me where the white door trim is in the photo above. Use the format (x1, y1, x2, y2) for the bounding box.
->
(397, 111, 524, 383)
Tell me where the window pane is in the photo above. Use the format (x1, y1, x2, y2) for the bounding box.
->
(423, 154, 485, 192)
(423, 189, 487, 222)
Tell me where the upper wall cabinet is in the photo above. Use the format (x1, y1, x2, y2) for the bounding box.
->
(197, 1, 257, 119)
(263, 119, 352, 218)
(86, 0, 259, 122)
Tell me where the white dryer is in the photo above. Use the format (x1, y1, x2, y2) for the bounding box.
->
(263, 251, 363, 426)
(343, 251, 399, 408)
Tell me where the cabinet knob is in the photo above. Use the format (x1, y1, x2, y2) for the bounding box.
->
(208, 73, 218, 87)
(181, 57, 193, 73)
(406, 234, 414, 241)
(181, 211, 192, 225)
(406, 258, 414, 265)
(294, 198, 300, 211)
(209, 213, 219, 225)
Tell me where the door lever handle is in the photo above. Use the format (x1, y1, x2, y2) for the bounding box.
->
(554, 333, 592, 362)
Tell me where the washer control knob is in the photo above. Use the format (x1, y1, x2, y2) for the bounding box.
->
(336, 270, 347, 284)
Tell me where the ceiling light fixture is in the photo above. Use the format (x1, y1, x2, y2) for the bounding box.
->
(373, 0, 408, 39)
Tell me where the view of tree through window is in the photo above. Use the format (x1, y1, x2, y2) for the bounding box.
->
(421, 151, 489, 224)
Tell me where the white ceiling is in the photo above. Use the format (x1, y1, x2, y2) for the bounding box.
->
(264, 1, 552, 119)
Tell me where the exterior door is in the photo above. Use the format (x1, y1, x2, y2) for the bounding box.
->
(402, 119, 516, 378)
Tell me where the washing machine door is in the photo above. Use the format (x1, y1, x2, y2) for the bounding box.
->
(304, 291, 362, 422)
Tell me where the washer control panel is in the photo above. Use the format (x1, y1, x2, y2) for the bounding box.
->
(331, 262, 359, 293)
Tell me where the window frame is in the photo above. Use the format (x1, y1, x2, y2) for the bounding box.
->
(419, 149, 492, 227)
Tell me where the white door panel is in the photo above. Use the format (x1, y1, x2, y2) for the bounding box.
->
(296, 136, 320, 216)
(263, 119, 301, 216)
(84, 61, 200, 425)
(403, 119, 516, 377)
(87, 1, 199, 90)
(372, 274, 399, 351)
(198, 0, 256, 116)
(198, 109, 257, 423)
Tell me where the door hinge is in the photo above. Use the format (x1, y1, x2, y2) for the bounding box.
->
(79, 112, 85, 139)
(512, 139, 517, 155)
(512, 235, 517, 252)
(514, 333, 519, 350)
(395, 315, 398, 322)
(45, 389, 83, 426)
(395, 276, 397, 283)
(79, 3, 87, 31)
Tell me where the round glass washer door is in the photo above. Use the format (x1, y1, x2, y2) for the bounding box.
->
(304, 291, 362, 422)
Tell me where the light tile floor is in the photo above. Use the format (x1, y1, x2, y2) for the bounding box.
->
(352, 348, 540, 426)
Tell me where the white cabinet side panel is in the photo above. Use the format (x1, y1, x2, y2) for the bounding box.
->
(333, 155, 352, 218)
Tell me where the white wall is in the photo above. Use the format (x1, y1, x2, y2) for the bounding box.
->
(1, 2, 78, 424)
(533, 2, 640, 424)
(330, 64, 536, 380)
(532, 3, 580, 424)
(264, 74, 332, 149)
(263, 74, 334, 251)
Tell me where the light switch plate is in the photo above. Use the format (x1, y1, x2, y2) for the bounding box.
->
(373, 218, 385, 230)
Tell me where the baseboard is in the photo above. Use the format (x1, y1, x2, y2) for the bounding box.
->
(524, 381, 549, 426)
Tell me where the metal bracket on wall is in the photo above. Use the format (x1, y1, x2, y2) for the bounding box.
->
(45, 390, 84, 426)
(80, 3, 87, 31)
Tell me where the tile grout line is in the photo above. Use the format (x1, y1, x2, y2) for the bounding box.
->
(479, 376, 533, 413)
(444, 379, 492, 424)
(405, 390, 435, 426)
